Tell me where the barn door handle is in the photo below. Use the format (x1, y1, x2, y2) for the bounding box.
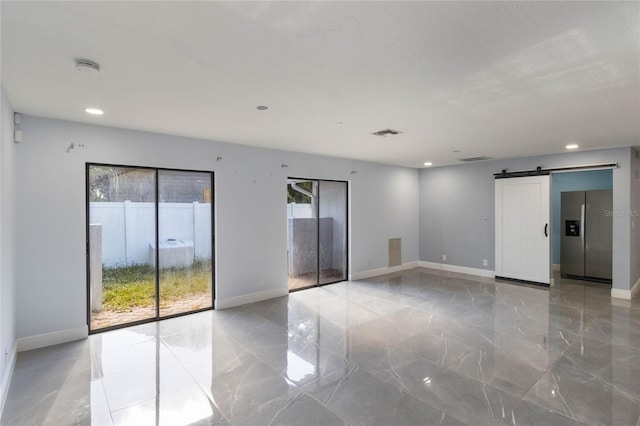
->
(544, 223, 548, 237)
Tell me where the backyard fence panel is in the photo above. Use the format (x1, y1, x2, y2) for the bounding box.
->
(158, 203, 195, 243)
(90, 202, 126, 267)
(287, 203, 312, 218)
(124, 201, 156, 265)
(90, 201, 212, 268)
(194, 203, 212, 259)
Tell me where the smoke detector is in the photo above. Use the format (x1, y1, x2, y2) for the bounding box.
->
(75, 59, 100, 74)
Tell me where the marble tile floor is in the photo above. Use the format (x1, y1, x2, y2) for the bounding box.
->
(2, 268, 640, 425)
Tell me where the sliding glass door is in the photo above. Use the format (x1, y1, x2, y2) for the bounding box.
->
(88, 164, 214, 332)
(318, 180, 348, 285)
(287, 178, 347, 291)
(158, 170, 213, 317)
(88, 166, 157, 330)
(287, 180, 318, 290)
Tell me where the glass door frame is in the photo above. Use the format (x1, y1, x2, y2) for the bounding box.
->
(287, 176, 349, 292)
(86, 162, 215, 334)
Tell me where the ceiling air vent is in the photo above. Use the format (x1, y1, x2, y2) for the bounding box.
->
(458, 156, 493, 162)
(75, 59, 100, 74)
(372, 129, 402, 137)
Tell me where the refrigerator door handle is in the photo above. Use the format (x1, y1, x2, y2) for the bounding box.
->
(544, 223, 548, 237)
(580, 204, 586, 246)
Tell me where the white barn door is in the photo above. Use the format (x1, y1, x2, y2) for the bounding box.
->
(495, 175, 551, 285)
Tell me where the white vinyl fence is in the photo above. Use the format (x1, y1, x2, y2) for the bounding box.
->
(90, 201, 212, 268)
(287, 203, 312, 218)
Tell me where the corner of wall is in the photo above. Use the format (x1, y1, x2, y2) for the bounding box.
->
(420, 149, 635, 296)
(215, 288, 289, 310)
(16, 326, 88, 353)
(348, 261, 420, 281)
(0, 342, 17, 415)
(633, 276, 640, 300)
(418, 261, 495, 279)
(0, 84, 18, 419)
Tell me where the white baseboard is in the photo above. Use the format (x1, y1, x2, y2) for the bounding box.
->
(611, 288, 631, 300)
(17, 326, 88, 352)
(216, 288, 289, 310)
(612, 276, 640, 300)
(417, 261, 495, 278)
(0, 342, 17, 416)
(349, 261, 420, 281)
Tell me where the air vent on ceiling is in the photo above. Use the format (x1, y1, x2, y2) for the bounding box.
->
(75, 59, 100, 74)
(458, 156, 493, 162)
(372, 129, 403, 137)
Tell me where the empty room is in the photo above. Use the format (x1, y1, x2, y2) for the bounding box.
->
(0, 1, 639, 425)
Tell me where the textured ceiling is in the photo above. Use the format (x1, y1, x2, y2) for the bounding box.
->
(1, 1, 639, 168)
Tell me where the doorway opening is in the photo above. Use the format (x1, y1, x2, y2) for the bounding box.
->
(552, 169, 613, 285)
(87, 164, 214, 333)
(286, 178, 348, 291)
(495, 165, 615, 289)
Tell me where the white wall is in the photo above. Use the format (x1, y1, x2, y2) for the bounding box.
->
(419, 147, 635, 292)
(13, 115, 419, 341)
(0, 86, 17, 411)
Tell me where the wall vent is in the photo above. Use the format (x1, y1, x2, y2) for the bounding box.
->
(389, 238, 401, 267)
(372, 129, 402, 137)
(458, 156, 493, 162)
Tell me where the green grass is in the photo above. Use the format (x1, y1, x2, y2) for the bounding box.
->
(102, 260, 212, 312)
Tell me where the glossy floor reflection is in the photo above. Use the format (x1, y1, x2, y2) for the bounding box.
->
(2, 268, 640, 425)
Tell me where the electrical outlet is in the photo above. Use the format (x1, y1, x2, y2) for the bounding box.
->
(441, 254, 446, 262)
(259, 277, 266, 287)
(483, 259, 488, 267)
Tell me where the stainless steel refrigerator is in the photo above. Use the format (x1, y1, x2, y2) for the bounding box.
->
(560, 190, 612, 282)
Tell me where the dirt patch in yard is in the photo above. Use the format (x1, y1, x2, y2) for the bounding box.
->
(90, 292, 212, 330)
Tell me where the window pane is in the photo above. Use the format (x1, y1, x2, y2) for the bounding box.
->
(89, 166, 157, 331)
(287, 180, 318, 291)
(318, 181, 347, 284)
(158, 170, 213, 317)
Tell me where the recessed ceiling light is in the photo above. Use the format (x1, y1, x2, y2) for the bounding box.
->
(566, 144, 579, 150)
(85, 108, 104, 115)
(256, 105, 268, 110)
(424, 162, 433, 166)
